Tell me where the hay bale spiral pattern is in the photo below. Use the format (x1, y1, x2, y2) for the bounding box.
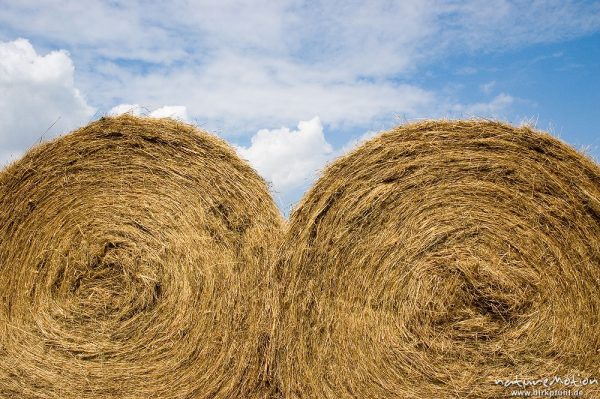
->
(0, 115, 283, 398)
(274, 120, 600, 398)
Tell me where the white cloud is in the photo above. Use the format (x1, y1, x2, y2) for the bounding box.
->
(236, 118, 389, 212)
(149, 106, 188, 121)
(0, 2, 186, 64)
(108, 104, 189, 121)
(108, 103, 143, 116)
(0, 38, 94, 166)
(450, 93, 515, 118)
(237, 117, 333, 194)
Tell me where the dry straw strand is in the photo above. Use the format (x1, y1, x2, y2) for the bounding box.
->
(0, 115, 283, 398)
(273, 120, 600, 398)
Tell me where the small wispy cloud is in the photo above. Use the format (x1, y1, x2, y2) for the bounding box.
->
(480, 81, 496, 95)
(447, 93, 515, 118)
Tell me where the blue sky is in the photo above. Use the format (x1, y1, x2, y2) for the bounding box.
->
(0, 0, 598, 213)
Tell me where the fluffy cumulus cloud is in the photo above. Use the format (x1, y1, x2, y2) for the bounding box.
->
(237, 118, 389, 212)
(149, 106, 189, 121)
(0, 38, 94, 165)
(237, 117, 333, 195)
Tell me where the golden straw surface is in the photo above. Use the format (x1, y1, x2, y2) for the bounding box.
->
(0, 115, 283, 399)
(273, 120, 600, 398)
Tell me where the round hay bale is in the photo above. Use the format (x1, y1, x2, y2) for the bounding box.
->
(0, 115, 283, 398)
(274, 120, 600, 398)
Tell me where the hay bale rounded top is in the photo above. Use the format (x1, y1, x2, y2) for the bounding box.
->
(274, 120, 600, 398)
(0, 115, 283, 398)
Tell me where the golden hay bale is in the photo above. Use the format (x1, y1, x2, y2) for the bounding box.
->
(273, 120, 600, 398)
(0, 115, 283, 399)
